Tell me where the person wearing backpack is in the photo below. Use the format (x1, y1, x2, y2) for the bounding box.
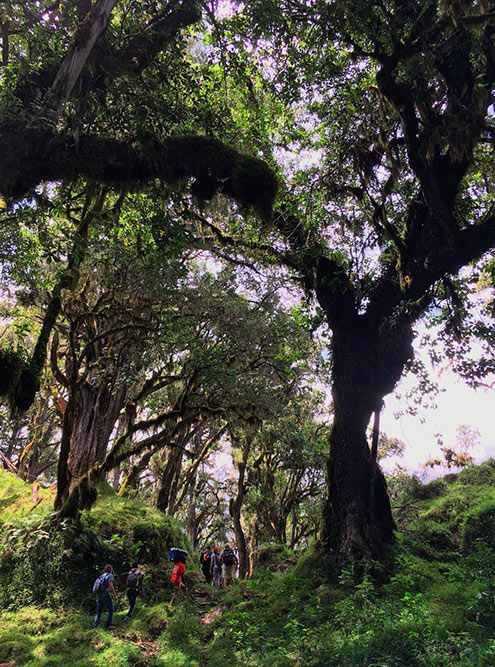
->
(199, 546, 213, 584)
(220, 543, 238, 587)
(170, 559, 187, 604)
(211, 546, 222, 589)
(121, 562, 143, 620)
(92, 564, 117, 629)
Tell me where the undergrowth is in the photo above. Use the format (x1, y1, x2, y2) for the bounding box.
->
(2, 461, 495, 665)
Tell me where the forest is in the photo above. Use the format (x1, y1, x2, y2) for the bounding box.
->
(0, 0, 495, 665)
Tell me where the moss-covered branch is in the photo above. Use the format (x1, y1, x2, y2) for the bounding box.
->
(1, 129, 278, 223)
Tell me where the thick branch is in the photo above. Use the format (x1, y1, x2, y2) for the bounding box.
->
(1, 131, 277, 222)
(48, 0, 118, 108)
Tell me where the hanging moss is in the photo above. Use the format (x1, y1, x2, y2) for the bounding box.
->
(0, 350, 24, 397)
(221, 154, 278, 222)
(0, 349, 41, 413)
(1, 126, 278, 223)
(13, 367, 40, 412)
(191, 174, 219, 201)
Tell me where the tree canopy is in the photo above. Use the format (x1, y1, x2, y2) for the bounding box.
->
(1, 0, 494, 565)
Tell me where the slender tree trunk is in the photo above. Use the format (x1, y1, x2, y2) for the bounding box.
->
(156, 447, 184, 513)
(187, 475, 198, 548)
(55, 397, 76, 508)
(5, 421, 22, 460)
(49, 0, 119, 108)
(231, 499, 249, 579)
(230, 440, 250, 579)
(119, 449, 155, 495)
(111, 465, 120, 492)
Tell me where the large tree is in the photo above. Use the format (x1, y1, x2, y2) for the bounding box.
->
(2, 0, 495, 566)
(0, 0, 277, 412)
(200, 0, 495, 561)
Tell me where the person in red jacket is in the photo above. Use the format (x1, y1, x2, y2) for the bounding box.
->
(170, 559, 186, 604)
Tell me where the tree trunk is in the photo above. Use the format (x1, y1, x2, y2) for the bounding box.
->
(49, 0, 119, 108)
(155, 447, 184, 513)
(230, 441, 250, 579)
(55, 380, 127, 508)
(187, 475, 198, 548)
(68, 382, 127, 482)
(119, 449, 155, 495)
(111, 465, 120, 492)
(230, 498, 249, 579)
(322, 322, 412, 562)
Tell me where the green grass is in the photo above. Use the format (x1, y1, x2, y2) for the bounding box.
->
(4, 462, 495, 665)
(0, 468, 53, 525)
(0, 603, 200, 666)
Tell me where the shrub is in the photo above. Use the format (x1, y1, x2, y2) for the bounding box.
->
(0, 486, 188, 608)
(461, 499, 495, 551)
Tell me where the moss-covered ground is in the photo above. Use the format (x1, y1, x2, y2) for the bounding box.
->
(3, 462, 495, 665)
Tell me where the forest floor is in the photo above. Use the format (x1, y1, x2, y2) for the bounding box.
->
(3, 462, 495, 665)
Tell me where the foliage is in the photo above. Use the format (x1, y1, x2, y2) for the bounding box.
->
(0, 469, 188, 608)
(4, 460, 495, 664)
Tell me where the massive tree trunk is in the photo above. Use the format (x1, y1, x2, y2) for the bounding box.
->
(155, 446, 184, 513)
(55, 380, 127, 507)
(68, 382, 127, 482)
(322, 320, 412, 561)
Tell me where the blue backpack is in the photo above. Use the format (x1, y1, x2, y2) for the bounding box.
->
(92, 573, 109, 594)
(169, 547, 188, 563)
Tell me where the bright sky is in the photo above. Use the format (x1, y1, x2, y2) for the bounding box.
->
(380, 356, 495, 477)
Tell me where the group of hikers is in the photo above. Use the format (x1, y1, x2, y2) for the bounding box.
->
(92, 562, 143, 629)
(199, 544, 239, 588)
(92, 543, 238, 629)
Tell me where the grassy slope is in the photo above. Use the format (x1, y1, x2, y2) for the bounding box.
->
(0, 469, 201, 666)
(2, 462, 495, 666)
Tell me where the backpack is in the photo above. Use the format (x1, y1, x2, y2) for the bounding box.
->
(169, 547, 188, 563)
(222, 548, 236, 565)
(200, 550, 210, 566)
(215, 553, 223, 567)
(126, 569, 139, 590)
(92, 573, 109, 594)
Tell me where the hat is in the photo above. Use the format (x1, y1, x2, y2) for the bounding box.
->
(213, 546, 219, 552)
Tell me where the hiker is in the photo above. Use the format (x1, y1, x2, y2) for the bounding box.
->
(121, 562, 143, 620)
(211, 546, 222, 589)
(93, 564, 117, 629)
(170, 556, 187, 604)
(220, 543, 238, 587)
(200, 546, 213, 584)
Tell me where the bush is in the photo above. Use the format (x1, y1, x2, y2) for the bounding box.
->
(457, 459, 495, 487)
(251, 543, 295, 572)
(0, 481, 188, 608)
(461, 499, 495, 551)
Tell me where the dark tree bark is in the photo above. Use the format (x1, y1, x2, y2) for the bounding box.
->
(155, 446, 184, 513)
(229, 439, 251, 579)
(187, 474, 198, 548)
(322, 329, 405, 559)
(55, 379, 128, 505)
(68, 381, 128, 482)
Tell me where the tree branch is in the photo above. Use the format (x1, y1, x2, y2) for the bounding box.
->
(1, 131, 277, 223)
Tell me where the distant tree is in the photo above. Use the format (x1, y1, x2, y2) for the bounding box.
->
(228, 392, 328, 577)
(423, 424, 478, 470)
(378, 434, 405, 462)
